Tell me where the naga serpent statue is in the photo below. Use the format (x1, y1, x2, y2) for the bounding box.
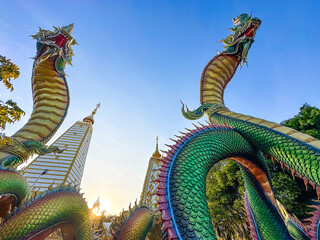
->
(0, 25, 91, 239)
(1, 14, 320, 240)
(152, 13, 320, 240)
(95, 14, 320, 240)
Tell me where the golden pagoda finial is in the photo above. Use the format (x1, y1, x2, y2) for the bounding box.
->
(156, 135, 159, 152)
(92, 103, 100, 115)
(83, 103, 100, 125)
(152, 135, 161, 158)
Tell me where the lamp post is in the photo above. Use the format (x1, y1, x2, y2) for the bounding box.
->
(30, 169, 49, 192)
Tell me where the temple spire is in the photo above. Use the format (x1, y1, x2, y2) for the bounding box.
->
(156, 136, 159, 152)
(152, 135, 161, 158)
(83, 103, 100, 125)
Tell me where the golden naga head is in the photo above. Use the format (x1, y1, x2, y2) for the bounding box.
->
(220, 13, 261, 64)
(31, 24, 77, 74)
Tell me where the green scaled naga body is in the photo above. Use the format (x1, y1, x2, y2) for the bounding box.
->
(156, 14, 320, 240)
(110, 201, 162, 240)
(0, 25, 91, 239)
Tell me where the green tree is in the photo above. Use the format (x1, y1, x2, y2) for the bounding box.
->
(268, 170, 310, 218)
(281, 103, 320, 139)
(206, 160, 251, 240)
(0, 100, 25, 130)
(0, 55, 25, 130)
(0, 55, 20, 91)
(267, 103, 320, 219)
(269, 103, 320, 218)
(206, 103, 320, 239)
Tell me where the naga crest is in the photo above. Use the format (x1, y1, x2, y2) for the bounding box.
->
(220, 13, 261, 64)
(31, 24, 77, 74)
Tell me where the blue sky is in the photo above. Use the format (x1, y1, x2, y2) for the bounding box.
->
(1, 1, 320, 214)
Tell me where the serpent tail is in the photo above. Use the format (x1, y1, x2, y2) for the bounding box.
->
(0, 188, 91, 240)
(110, 201, 160, 240)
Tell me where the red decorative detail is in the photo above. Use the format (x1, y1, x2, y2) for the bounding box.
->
(158, 203, 168, 211)
(244, 192, 259, 240)
(306, 204, 320, 239)
(158, 196, 167, 203)
(159, 172, 167, 178)
(160, 166, 169, 172)
(303, 177, 309, 191)
(168, 228, 178, 239)
(161, 220, 172, 230)
(156, 189, 166, 196)
(156, 177, 166, 183)
(168, 149, 176, 155)
(317, 188, 320, 200)
(157, 182, 166, 189)
(309, 181, 316, 189)
(160, 163, 170, 168)
(192, 123, 200, 129)
(51, 34, 67, 48)
(244, 25, 256, 37)
(280, 162, 284, 173)
(291, 169, 295, 180)
(197, 122, 205, 127)
(162, 210, 172, 221)
(168, 145, 178, 151)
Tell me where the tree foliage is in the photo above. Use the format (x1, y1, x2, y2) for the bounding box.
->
(0, 55, 20, 91)
(0, 100, 25, 130)
(281, 103, 320, 139)
(268, 169, 311, 218)
(206, 103, 320, 239)
(206, 160, 251, 240)
(0, 55, 25, 130)
(271, 103, 320, 218)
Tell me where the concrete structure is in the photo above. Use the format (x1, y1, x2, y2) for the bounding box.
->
(22, 104, 99, 192)
(140, 136, 163, 209)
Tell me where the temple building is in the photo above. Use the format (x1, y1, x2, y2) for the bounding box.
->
(140, 136, 163, 209)
(22, 104, 99, 193)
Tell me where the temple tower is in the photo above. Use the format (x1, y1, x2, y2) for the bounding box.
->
(140, 136, 163, 209)
(22, 104, 100, 192)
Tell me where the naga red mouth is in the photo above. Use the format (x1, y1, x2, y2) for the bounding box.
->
(243, 25, 256, 37)
(44, 30, 73, 51)
(51, 34, 68, 48)
(233, 21, 260, 41)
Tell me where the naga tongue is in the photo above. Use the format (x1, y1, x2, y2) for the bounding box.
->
(244, 26, 255, 37)
(52, 34, 67, 48)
